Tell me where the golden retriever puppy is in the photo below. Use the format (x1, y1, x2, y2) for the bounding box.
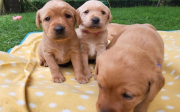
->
(36, 0, 89, 84)
(95, 24, 165, 112)
(76, 0, 112, 78)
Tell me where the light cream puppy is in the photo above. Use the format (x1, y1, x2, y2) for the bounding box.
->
(36, 0, 89, 84)
(76, 0, 112, 78)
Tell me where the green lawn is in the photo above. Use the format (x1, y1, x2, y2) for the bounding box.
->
(0, 7, 180, 52)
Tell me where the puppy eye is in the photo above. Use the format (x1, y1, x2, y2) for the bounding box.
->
(45, 17, 50, 21)
(123, 92, 134, 100)
(65, 14, 71, 18)
(101, 11, 106, 15)
(84, 10, 89, 14)
(98, 83, 102, 89)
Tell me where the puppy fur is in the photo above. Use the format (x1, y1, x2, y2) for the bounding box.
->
(36, 0, 89, 84)
(76, 0, 112, 78)
(95, 24, 165, 112)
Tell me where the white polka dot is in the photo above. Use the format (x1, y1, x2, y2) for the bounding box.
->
(17, 100, 25, 105)
(77, 105, 85, 110)
(38, 75, 44, 78)
(161, 96, 169, 100)
(172, 41, 175, 43)
(71, 78, 76, 81)
(164, 57, 169, 60)
(49, 103, 57, 108)
(63, 85, 70, 87)
(91, 81, 97, 83)
(56, 91, 65, 95)
(175, 75, 179, 80)
(5, 79, 11, 83)
(164, 54, 168, 57)
(171, 69, 175, 75)
(72, 90, 79, 92)
(177, 49, 180, 51)
(9, 54, 15, 58)
(169, 36, 173, 38)
(9, 92, 16, 96)
(167, 82, 174, 85)
(17, 51, 22, 54)
(161, 89, 166, 91)
(168, 48, 173, 50)
(38, 82, 44, 84)
(174, 55, 179, 58)
(26, 51, 31, 53)
(166, 62, 173, 66)
(166, 106, 174, 109)
(89, 84, 95, 86)
(81, 95, 89, 99)
(1, 85, 9, 88)
(11, 70, 17, 74)
(62, 110, 71, 112)
(45, 69, 50, 71)
(0, 107, 1, 111)
(75, 86, 80, 88)
(29, 103, 36, 108)
(20, 56, 25, 58)
(85, 91, 94, 94)
(163, 35, 166, 37)
(176, 94, 180, 97)
(90, 67, 93, 69)
(0, 73, 6, 76)
(0, 60, 4, 64)
(65, 72, 71, 75)
(11, 62, 16, 66)
(45, 86, 53, 88)
(157, 110, 165, 112)
(35, 92, 44, 96)
(162, 71, 166, 74)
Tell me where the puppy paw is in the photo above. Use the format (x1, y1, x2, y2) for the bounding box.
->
(76, 76, 89, 84)
(84, 70, 93, 79)
(40, 61, 48, 67)
(52, 74, 65, 83)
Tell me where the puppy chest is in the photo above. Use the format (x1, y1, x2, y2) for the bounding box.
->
(54, 49, 70, 64)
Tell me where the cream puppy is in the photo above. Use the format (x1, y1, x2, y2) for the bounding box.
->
(76, 0, 112, 78)
(36, 0, 89, 84)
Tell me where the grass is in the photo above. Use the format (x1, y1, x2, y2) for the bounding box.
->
(0, 6, 180, 52)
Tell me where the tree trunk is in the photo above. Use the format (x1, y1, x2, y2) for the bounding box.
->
(20, 0, 24, 12)
(157, 0, 162, 7)
(0, 0, 5, 15)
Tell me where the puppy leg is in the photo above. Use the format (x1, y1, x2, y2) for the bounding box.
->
(71, 52, 89, 84)
(44, 54, 65, 83)
(81, 52, 93, 79)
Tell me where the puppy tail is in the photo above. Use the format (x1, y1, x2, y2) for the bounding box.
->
(36, 10, 41, 29)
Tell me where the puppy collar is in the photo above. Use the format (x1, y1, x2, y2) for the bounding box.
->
(157, 63, 161, 68)
(82, 30, 101, 35)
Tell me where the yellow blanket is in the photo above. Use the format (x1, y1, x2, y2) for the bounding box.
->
(0, 31, 180, 112)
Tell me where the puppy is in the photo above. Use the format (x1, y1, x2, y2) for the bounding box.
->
(76, 0, 112, 78)
(95, 24, 165, 112)
(36, 0, 89, 84)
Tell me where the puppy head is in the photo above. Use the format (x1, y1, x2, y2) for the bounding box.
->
(36, 0, 81, 40)
(77, 0, 112, 32)
(95, 49, 164, 112)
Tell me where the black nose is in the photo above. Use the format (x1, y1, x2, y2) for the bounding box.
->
(92, 17, 100, 24)
(54, 25, 65, 34)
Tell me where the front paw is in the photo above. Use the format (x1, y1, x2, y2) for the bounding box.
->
(40, 60, 48, 67)
(52, 74, 65, 83)
(76, 76, 89, 84)
(84, 69, 93, 79)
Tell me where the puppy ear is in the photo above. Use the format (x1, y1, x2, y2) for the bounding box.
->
(75, 9, 81, 28)
(36, 10, 41, 29)
(134, 71, 165, 111)
(108, 9, 112, 23)
(144, 24, 157, 31)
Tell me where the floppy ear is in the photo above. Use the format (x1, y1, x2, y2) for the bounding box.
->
(134, 71, 165, 112)
(108, 9, 112, 23)
(36, 10, 41, 29)
(75, 9, 82, 28)
(144, 23, 157, 31)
